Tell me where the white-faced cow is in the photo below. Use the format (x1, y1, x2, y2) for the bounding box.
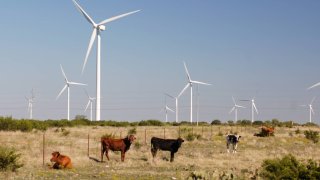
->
(226, 134, 241, 153)
(151, 137, 184, 162)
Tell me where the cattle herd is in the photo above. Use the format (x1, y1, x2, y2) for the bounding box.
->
(50, 129, 259, 169)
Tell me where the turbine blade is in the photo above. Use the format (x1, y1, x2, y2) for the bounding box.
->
(178, 83, 190, 98)
(84, 100, 90, 112)
(72, 0, 96, 25)
(183, 62, 191, 82)
(311, 97, 317, 104)
(240, 100, 250, 102)
(69, 82, 87, 86)
(229, 107, 235, 114)
(166, 106, 175, 113)
(236, 105, 246, 108)
(60, 64, 68, 81)
(56, 85, 67, 100)
(191, 80, 211, 86)
(232, 96, 236, 105)
(82, 28, 97, 73)
(164, 93, 175, 99)
(308, 82, 320, 90)
(98, 10, 141, 25)
(253, 103, 258, 114)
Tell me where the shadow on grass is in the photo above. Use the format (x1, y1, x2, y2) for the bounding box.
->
(89, 156, 101, 163)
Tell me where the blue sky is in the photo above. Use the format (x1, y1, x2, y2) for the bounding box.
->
(0, 0, 320, 123)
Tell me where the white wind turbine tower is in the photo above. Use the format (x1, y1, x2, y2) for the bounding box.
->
(240, 98, 258, 123)
(178, 62, 211, 124)
(72, 0, 140, 121)
(229, 96, 246, 123)
(84, 90, 96, 121)
(301, 97, 316, 123)
(25, 89, 35, 119)
(56, 65, 87, 120)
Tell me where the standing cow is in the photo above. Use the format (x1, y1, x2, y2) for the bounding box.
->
(151, 137, 184, 162)
(226, 134, 241, 153)
(101, 134, 136, 162)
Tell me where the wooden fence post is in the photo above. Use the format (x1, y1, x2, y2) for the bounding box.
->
(43, 132, 45, 166)
(87, 133, 90, 157)
(144, 129, 147, 145)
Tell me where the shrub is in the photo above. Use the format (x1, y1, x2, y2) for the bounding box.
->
(259, 154, 320, 179)
(185, 133, 201, 141)
(0, 146, 23, 172)
(134, 142, 142, 150)
(128, 127, 137, 135)
(304, 130, 319, 143)
(211, 119, 221, 125)
(101, 133, 116, 139)
(295, 128, 301, 134)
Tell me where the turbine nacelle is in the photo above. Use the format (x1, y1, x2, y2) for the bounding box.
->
(98, 25, 106, 31)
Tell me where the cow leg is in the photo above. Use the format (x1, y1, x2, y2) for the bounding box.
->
(101, 145, 105, 162)
(53, 162, 60, 169)
(105, 148, 110, 161)
(121, 151, 125, 162)
(233, 143, 238, 153)
(151, 148, 158, 158)
(170, 151, 175, 162)
(227, 142, 230, 153)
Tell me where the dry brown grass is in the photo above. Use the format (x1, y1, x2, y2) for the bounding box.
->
(0, 125, 319, 179)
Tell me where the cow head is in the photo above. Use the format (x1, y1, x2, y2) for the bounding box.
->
(127, 135, 136, 143)
(177, 137, 185, 147)
(236, 135, 241, 142)
(50, 151, 60, 162)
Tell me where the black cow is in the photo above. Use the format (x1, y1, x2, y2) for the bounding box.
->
(226, 134, 241, 153)
(151, 137, 184, 162)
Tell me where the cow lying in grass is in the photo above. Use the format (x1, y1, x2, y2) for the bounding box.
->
(254, 126, 275, 137)
(226, 134, 241, 153)
(50, 151, 72, 169)
(101, 134, 136, 162)
(151, 137, 184, 162)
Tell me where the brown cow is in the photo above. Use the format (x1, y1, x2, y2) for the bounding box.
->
(50, 151, 72, 169)
(101, 134, 136, 162)
(254, 126, 275, 137)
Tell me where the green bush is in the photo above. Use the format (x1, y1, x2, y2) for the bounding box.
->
(260, 154, 320, 179)
(128, 127, 137, 135)
(0, 146, 23, 172)
(185, 133, 201, 141)
(304, 130, 319, 143)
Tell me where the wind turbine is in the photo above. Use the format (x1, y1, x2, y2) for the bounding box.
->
(25, 89, 35, 119)
(178, 62, 211, 124)
(56, 65, 87, 120)
(240, 98, 258, 123)
(84, 90, 96, 121)
(165, 91, 185, 123)
(301, 97, 316, 123)
(229, 96, 246, 123)
(71, 0, 140, 121)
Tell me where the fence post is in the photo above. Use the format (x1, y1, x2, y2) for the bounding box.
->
(164, 128, 166, 139)
(192, 126, 194, 136)
(87, 133, 90, 157)
(43, 132, 45, 166)
(144, 129, 147, 144)
(179, 126, 181, 137)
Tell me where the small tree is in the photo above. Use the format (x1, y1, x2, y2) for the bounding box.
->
(0, 147, 23, 172)
(304, 130, 319, 143)
(211, 119, 221, 125)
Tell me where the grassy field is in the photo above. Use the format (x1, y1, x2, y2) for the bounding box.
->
(0, 125, 319, 179)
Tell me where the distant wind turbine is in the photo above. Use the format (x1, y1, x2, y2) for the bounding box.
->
(25, 89, 35, 119)
(240, 98, 258, 123)
(72, 0, 140, 121)
(165, 91, 185, 123)
(160, 105, 175, 123)
(84, 90, 96, 121)
(178, 62, 211, 124)
(301, 97, 316, 123)
(229, 96, 246, 123)
(56, 65, 87, 120)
